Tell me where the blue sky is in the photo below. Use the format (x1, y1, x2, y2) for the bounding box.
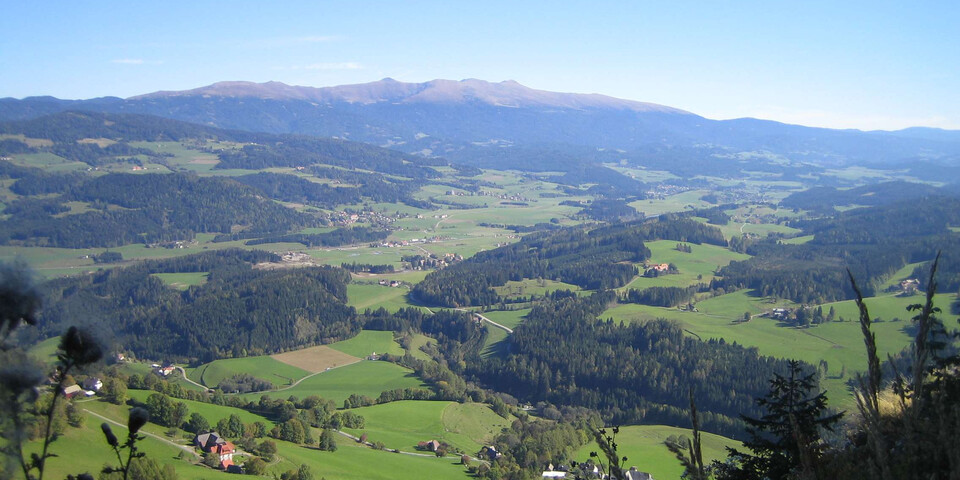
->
(2, 1, 958, 130)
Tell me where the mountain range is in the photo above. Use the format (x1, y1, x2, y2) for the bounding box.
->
(3, 78, 960, 178)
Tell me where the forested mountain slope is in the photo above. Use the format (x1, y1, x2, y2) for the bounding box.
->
(37, 250, 359, 361)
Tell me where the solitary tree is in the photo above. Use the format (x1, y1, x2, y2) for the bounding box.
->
(318, 429, 338, 452)
(715, 360, 842, 480)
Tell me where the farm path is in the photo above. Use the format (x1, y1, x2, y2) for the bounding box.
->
(460, 309, 513, 334)
(268, 360, 359, 393)
(434, 213, 455, 230)
(175, 366, 207, 390)
(84, 408, 200, 459)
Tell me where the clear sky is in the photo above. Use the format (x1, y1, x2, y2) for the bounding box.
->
(2, 1, 958, 131)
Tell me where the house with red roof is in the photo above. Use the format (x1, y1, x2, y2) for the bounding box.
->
(193, 432, 236, 468)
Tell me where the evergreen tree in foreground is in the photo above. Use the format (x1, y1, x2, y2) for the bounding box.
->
(715, 360, 842, 480)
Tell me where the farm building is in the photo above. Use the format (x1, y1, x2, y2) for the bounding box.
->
(193, 432, 236, 469)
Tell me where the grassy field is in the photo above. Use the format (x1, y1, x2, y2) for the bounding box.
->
(151, 272, 209, 290)
(603, 289, 955, 408)
(126, 389, 273, 427)
(347, 282, 419, 312)
(629, 189, 716, 216)
(481, 324, 510, 359)
(270, 437, 472, 480)
(479, 310, 529, 358)
(27, 335, 61, 362)
(186, 356, 311, 389)
(441, 402, 513, 453)
(407, 333, 437, 361)
(327, 330, 405, 358)
(623, 240, 749, 290)
(481, 309, 530, 330)
(342, 401, 510, 455)
(877, 261, 925, 291)
(781, 234, 814, 245)
(24, 405, 235, 480)
(493, 279, 582, 299)
(575, 425, 740, 480)
(238, 360, 429, 405)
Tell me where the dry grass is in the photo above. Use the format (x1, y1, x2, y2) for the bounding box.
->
(271, 345, 361, 373)
(77, 137, 117, 147)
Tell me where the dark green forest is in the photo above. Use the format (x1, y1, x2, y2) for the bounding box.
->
(37, 250, 358, 361)
(714, 197, 960, 303)
(0, 171, 315, 247)
(464, 291, 801, 439)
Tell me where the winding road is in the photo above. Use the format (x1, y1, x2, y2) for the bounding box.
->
(174, 366, 206, 390)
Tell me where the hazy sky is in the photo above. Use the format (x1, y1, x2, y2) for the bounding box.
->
(2, 1, 958, 130)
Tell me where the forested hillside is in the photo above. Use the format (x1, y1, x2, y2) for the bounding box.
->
(0, 111, 445, 175)
(413, 218, 726, 307)
(714, 197, 960, 303)
(466, 292, 799, 439)
(37, 250, 359, 361)
(0, 171, 315, 247)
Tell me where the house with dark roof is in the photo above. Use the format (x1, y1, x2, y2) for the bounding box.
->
(193, 432, 236, 469)
(625, 466, 654, 480)
(81, 377, 103, 392)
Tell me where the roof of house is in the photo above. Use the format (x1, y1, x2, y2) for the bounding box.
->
(194, 432, 227, 451)
(63, 384, 83, 395)
(81, 377, 102, 389)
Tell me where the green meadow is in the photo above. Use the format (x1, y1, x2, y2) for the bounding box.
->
(406, 333, 437, 362)
(629, 189, 716, 216)
(270, 437, 472, 480)
(347, 282, 419, 312)
(239, 360, 428, 405)
(151, 272, 209, 290)
(342, 401, 510, 454)
(781, 234, 814, 245)
(622, 240, 749, 290)
(481, 309, 530, 330)
(493, 279, 582, 299)
(481, 324, 510, 359)
(440, 402, 514, 453)
(126, 389, 273, 428)
(327, 330, 405, 358)
(25, 406, 235, 480)
(185, 355, 311, 388)
(575, 425, 740, 480)
(476, 310, 531, 358)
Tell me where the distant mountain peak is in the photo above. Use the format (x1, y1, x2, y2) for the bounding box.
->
(131, 78, 691, 114)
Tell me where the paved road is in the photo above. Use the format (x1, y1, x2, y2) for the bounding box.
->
(83, 409, 200, 459)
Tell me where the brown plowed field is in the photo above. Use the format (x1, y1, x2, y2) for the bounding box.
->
(271, 345, 361, 373)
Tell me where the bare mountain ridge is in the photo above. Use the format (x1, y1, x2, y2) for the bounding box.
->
(3, 79, 960, 176)
(133, 78, 690, 114)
